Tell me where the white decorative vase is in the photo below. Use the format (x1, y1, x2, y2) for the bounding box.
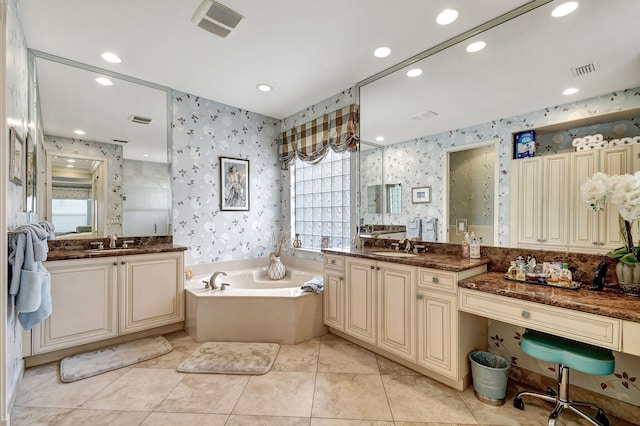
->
(615, 262, 640, 296)
(267, 253, 286, 280)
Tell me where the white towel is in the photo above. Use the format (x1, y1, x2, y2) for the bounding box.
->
(634, 136, 640, 144)
(421, 217, 437, 242)
(301, 276, 324, 293)
(592, 134, 604, 142)
(621, 137, 634, 145)
(406, 217, 421, 239)
(572, 137, 584, 147)
(609, 139, 621, 147)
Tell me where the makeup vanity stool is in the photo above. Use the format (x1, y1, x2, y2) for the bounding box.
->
(513, 329, 615, 426)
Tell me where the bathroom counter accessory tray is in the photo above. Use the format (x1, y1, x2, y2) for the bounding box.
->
(503, 275, 581, 290)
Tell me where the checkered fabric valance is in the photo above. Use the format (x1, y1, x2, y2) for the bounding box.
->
(279, 104, 359, 165)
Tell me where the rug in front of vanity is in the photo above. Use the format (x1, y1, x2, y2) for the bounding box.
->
(60, 335, 173, 383)
(177, 342, 280, 375)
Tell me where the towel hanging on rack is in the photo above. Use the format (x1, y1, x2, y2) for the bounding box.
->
(421, 217, 438, 242)
(406, 217, 421, 239)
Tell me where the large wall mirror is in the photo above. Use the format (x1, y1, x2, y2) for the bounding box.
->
(30, 50, 172, 239)
(357, 0, 639, 247)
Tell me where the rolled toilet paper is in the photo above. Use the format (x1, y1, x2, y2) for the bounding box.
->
(572, 137, 584, 147)
(609, 139, 621, 147)
(633, 136, 640, 144)
(592, 134, 604, 142)
(621, 137, 633, 145)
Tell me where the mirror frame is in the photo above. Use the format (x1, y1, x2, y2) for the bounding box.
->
(30, 49, 174, 238)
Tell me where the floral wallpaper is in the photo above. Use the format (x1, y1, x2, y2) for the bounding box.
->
(4, 0, 29, 411)
(43, 135, 124, 236)
(171, 91, 282, 265)
(449, 145, 495, 226)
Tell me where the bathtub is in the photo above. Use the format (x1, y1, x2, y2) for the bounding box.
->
(184, 258, 327, 344)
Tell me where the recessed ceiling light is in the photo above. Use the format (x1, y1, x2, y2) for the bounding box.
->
(66, 165, 74, 168)
(142, 154, 150, 157)
(256, 83, 273, 92)
(436, 9, 458, 25)
(95, 77, 113, 86)
(552, 1, 579, 17)
(66, 159, 76, 163)
(375, 136, 385, 142)
(73, 129, 85, 135)
(406, 68, 423, 78)
(466, 41, 486, 53)
(373, 47, 391, 58)
(100, 52, 121, 63)
(562, 87, 579, 95)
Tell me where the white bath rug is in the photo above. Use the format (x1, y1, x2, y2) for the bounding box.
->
(60, 335, 173, 383)
(177, 342, 280, 375)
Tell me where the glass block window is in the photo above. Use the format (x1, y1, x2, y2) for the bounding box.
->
(291, 150, 351, 250)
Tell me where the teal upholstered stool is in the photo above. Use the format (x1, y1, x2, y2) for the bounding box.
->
(513, 330, 615, 426)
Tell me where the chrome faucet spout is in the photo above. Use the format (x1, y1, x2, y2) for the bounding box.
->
(108, 234, 117, 249)
(205, 271, 228, 290)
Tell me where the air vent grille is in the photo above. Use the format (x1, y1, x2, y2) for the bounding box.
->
(571, 62, 599, 77)
(128, 115, 152, 125)
(410, 110, 438, 121)
(112, 139, 129, 144)
(192, 0, 244, 38)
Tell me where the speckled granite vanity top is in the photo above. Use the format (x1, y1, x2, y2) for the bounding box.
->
(46, 236, 187, 261)
(322, 248, 489, 272)
(459, 272, 640, 322)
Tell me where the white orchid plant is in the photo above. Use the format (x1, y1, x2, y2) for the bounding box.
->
(581, 172, 640, 265)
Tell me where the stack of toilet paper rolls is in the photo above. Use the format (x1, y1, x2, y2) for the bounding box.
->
(572, 134, 609, 151)
(609, 136, 640, 147)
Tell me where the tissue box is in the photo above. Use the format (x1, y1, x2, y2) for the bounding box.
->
(515, 131, 536, 158)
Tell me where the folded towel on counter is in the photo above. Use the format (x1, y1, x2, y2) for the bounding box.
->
(406, 217, 421, 239)
(301, 276, 324, 293)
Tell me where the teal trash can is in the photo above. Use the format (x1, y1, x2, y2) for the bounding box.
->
(469, 351, 510, 406)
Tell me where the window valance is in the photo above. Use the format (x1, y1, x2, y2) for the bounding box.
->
(279, 104, 359, 165)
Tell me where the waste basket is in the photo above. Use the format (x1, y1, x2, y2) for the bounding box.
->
(469, 351, 510, 405)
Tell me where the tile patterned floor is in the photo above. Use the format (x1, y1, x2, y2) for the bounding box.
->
(11, 332, 630, 425)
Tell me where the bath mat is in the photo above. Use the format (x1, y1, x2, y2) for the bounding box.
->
(60, 335, 173, 383)
(177, 342, 280, 375)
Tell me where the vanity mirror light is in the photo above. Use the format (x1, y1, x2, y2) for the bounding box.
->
(357, 0, 640, 248)
(31, 50, 172, 239)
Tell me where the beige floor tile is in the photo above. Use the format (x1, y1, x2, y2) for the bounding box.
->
(271, 342, 320, 372)
(82, 368, 185, 411)
(312, 373, 392, 421)
(15, 368, 127, 408)
(55, 409, 149, 425)
(9, 406, 74, 426)
(135, 338, 201, 369)
(141, 412, 228, 425)
(233, 371, 315, 417)
(317, 343, 379, 374)
(17, 362, 59, 396)
(155, 373, 249, 414)
(227, 414, 311, 425)
(382, 375, 477, 424)
(320, 333, 355, 345)
(375, 355, 420, 376)
(311, 419, 393, 425)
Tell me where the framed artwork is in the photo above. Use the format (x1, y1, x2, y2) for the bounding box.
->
(220, 157, 249, 211)
(9, 127, 24, 185)
(411, 186, 431, 203)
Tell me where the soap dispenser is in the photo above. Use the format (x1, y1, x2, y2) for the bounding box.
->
(469, 232, 480, 259)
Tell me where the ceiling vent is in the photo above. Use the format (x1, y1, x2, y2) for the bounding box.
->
(410, 110, 438, 121)
(128, 115, 152, 125)
(192, 0, 245, 38)
(112, 139, 129, 144)
(571, 62, 599, 77)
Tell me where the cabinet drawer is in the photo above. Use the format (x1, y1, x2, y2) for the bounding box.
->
(459, 289, 621, 350)
(324, 255, 344, 270)
(418, 268, 456, 293)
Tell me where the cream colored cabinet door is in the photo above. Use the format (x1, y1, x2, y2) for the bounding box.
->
(600, 146, 633, 249)
(323, 268, 344, 330)
(514, 154, 568, 249)
(119, 252, 184, 335)
(345, 257, 377, 344)
(417, 289, 457, 379)
(377, 262, 416, 362)
(33, 257, 118, 354)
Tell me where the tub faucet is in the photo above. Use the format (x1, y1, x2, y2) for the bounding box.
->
(203, 271, 227, 290)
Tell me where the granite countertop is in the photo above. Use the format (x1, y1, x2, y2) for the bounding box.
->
(322, 248, 489, 272)
(459, 272, 640, 322)
(46, 244, 187, 261)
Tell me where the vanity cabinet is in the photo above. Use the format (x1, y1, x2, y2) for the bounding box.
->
(32, 257, 118, 354)
(32, 251, 184, 355)
(323, 254, 345, 330)
(344, 258, 377, 344)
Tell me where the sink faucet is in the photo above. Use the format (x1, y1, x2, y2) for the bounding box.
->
(203, 271, 227, 290)
(400, 238, 411, 253)
(108, 234, 117, 249)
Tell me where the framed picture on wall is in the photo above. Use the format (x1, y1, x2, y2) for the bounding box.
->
(9, 127, 24, 186)
(220, 157, 249, 211)
(411, 186, 431, 203)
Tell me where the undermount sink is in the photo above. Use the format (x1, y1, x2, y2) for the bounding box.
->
(371, 251, 417, 258)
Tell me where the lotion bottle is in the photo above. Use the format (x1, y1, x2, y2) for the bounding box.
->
(461, 232, 470, 258)
(469, 232, 480, 259)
